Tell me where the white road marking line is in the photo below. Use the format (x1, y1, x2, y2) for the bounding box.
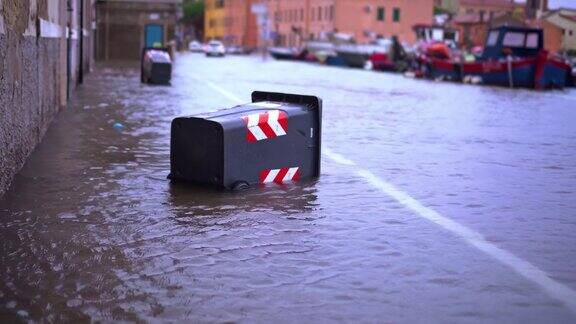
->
(323, 147, 357, 166)
(325, 149, 576, 314)
(204, 80, 244, 104)
(204, 80, 576, 313)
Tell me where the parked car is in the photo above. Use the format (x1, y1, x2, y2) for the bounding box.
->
(204, 40, 226, 57)
(188, 40, 203, 53)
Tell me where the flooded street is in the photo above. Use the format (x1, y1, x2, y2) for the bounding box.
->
(1, 53, 576, 322)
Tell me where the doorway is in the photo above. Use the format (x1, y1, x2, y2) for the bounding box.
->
(145, 24, 164, 48)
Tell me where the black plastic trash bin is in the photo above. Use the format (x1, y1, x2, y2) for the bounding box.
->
(141, 47, 172, 85)
(169, 91, 322, 190)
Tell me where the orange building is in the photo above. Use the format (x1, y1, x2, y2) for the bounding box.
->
(540, 19, 563, 54)
(527, 18, 565, 54)
(451, 0, 525, 49)
(267, 0, 434, 46)
(268, 0, 336, 46)
(224, 0, 259, 48)
(209, 0, 434, 48)
(457, 0, 519, 22)
(334, 0, 434, 44)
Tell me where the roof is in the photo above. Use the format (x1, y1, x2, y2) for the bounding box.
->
(543, 10, 576, 27)
(560, 14, 576, 23)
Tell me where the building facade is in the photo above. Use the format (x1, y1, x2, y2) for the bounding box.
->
(205, 0, 434, 47)
(1, 0, 96, 196)
(334, 0, 434, 44)
(266, 0, 434, 47)
(204, 0, 226, 40)
(224, 0, 258, 47)
(543, 9, 576, 52)
(96, 0, 181, 60)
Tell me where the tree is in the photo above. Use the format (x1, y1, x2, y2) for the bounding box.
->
(182, 0, 205, 40)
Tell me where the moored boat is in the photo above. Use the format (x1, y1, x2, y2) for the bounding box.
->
(334, 45, 371, 68)
(421, 26, 571, 89)
(335, 40, 391, 69)
(268, 47, 299, 60)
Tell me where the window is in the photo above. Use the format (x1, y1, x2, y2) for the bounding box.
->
(330, 5, 334, 20)
(301, 9, 304, 22)
(318, 6, 322, 20)
(311, 8, 314, 21)
(377, 7, 385, 21)
(526, 32, 539, 48)
(570, 30, 574, 36)
(487, 31, 499, 46)
(215, 0, 224, 8)
(432, 28, 444, 41)
(393, 8, 400, 22)
(503, 32, 525, 47)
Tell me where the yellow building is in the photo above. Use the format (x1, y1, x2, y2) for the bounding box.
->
(204, 0, 226, 41)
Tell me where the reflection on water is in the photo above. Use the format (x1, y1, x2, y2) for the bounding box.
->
(0, 55, 575, 322)
(169, 182, 319, 219)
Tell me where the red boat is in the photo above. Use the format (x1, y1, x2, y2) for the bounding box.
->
(421, 26, 571, 89)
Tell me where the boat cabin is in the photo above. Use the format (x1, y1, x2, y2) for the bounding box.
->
(481, 26, 543, 60)
(413, 24, 459, 47)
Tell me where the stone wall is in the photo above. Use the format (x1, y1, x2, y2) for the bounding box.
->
(0, 0, 93, 196)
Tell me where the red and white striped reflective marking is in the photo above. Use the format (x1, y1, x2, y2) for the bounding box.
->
(242, 110, 288, 143)
(259, 167, 300, 184)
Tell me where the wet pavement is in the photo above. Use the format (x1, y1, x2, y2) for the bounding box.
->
(1, 53, 576, 322)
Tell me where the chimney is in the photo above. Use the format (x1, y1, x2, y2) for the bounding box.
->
(526, 0, 548, 19)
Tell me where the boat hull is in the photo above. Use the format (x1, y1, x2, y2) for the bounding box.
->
(461, 59, 536, 88)
(336, 51, 369, 68)
(325, 55, 347, 67)
(270, 52, 298, 61)
(535, 55, 571, 89)
(369, 53, 396, 72)
(268, 48, 299, 61)
(424, 55, 570, 89)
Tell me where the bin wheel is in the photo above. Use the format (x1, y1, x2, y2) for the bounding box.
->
(231, 181, 250, 192)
